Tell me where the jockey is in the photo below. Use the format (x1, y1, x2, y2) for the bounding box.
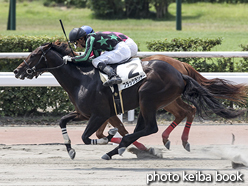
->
(80, 25, 138, 57)
(63, 26, 138, 87)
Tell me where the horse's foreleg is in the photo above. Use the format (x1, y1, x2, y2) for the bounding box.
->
(102, 103, 158, 160)
(81, 115, 112, 145)
(102, 112, 147, 160)
(95, 121, 108, 139)
(118, 108, 158, 156)
(59, 111, 81, 159)
(162, 98, 187, 150)
(106, 116, 124, 144)
(96, 119, 118, 143)
(108, 116, 148, 151)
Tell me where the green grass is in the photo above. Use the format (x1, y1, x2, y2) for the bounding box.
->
(0, 0, 248, 51)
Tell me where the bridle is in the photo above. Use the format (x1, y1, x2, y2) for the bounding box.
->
(24, 46, 65, 76)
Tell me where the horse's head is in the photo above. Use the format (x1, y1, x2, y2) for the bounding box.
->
(14, 43, 54, 79)
(14, 41, 75, 79)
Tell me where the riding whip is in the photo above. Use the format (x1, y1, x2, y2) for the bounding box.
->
(59, 19, 75, 57)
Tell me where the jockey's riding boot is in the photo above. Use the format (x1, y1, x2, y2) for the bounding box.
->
(97, 62, 122, 87)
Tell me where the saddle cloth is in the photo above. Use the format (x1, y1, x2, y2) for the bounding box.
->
(99, 58, 147, 91)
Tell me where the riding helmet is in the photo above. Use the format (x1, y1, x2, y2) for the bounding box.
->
(69, 28, 87, 43)
(81, 25, 94, 34)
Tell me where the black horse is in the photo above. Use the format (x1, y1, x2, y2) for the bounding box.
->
(14, 42, 244, 160)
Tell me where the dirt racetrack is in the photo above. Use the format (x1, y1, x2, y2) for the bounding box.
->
(1, 124, 248, 186)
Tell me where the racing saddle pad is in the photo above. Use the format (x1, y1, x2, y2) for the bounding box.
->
(99, 58, 147, 91)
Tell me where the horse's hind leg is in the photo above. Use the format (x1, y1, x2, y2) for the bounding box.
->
(177, 98, 196, 152)
(162, 98, 196, 151)
(162, 98, 187, 150)
(162, 98, 196, 152)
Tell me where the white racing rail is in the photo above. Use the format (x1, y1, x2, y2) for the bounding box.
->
(2, 72, 248, 86)
(1, 52, 248, 122)
(1, 51, 248, 59)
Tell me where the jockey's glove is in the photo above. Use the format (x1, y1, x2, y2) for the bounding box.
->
(63, 55, 72, 64)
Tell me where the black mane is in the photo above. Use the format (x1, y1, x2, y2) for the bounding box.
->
(45, 41, 94, 69)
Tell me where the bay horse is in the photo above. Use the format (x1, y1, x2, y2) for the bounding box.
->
(14, 42, 244, 160)
(60, 54, 248, 153)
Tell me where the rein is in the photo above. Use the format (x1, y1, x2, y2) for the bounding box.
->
(25, 46, 65, 76)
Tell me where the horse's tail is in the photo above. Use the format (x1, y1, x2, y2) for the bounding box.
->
(183, 62, 248, 104)
(181, 74, 244, 119)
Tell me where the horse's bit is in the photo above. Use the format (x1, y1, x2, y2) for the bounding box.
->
(24, 46, 65, 76)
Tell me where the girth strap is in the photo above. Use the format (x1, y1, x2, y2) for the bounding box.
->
(112, 84, 124, 115)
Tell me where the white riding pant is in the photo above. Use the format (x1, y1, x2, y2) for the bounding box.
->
(92, 41, 131, 68)
(125, 38, 138, 57)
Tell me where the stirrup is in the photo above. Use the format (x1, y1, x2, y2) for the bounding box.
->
(103, 76, 122, 87)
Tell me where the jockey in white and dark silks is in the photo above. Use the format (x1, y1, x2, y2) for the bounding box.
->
(63, 26, 138, 87)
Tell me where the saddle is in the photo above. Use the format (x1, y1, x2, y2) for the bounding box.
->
(99, 58, 147, 114)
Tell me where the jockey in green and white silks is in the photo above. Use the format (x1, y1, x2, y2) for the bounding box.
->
(63, 26, 138, 87)
(80, 26, 138, 59)
(73, 32, 131, 66)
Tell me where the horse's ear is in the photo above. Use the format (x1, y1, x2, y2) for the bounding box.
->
(43, 42, 53, 50)
(54, 40, 61, 46)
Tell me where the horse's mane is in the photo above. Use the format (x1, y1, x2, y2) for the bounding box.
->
(50, 40, 72, 56)
(51, 41, 95, 70)
(41, 41, 71, 56)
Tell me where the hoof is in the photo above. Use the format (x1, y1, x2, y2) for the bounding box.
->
(97, 137, 109, 145)
(232, 162, 246, 169)
(118, 147, 126, 156)
(101, 154, 111, 160)
(182, 141, 190, 152)
(108, 127, 118, 136)
(68, 148, 76, 160)
(148, 147, 155, 155)
(164, 140, 170, 150)
(184, 142, 190, 152)
(148, 147, 163, 158)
